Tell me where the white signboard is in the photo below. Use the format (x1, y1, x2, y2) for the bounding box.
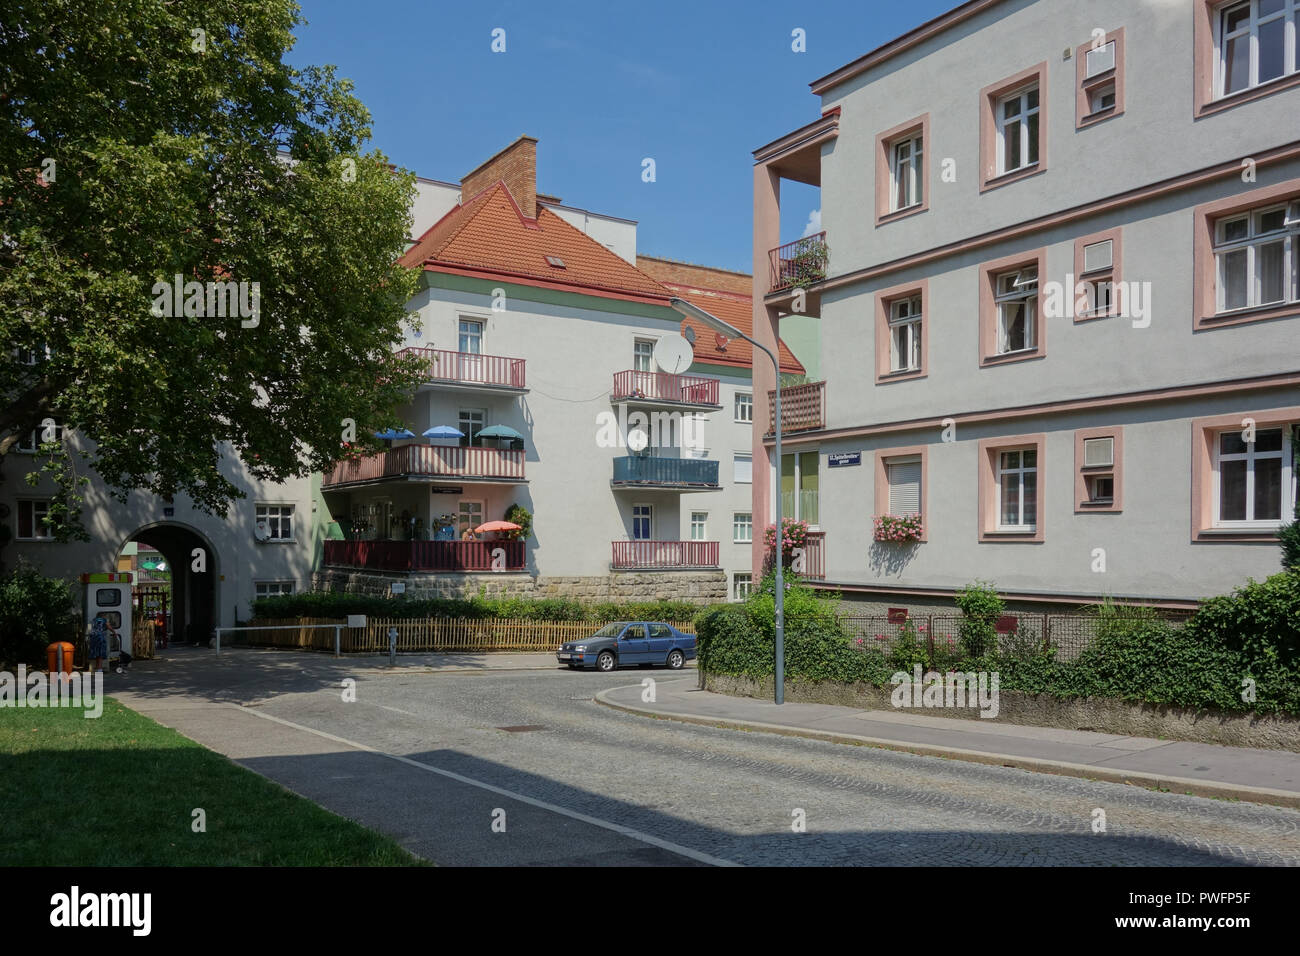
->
(346, 615, 367, 629)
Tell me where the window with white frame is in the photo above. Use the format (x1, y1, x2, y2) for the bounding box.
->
(996, 85, 1040, 175)
(633, 338, 655, 373)
(733, 512, 753, 543)
(1080, 239, 1116, 316)
(459, 408, 486, 446)
(1215, 0, 1298, 99)
(733, 572, 753, 602)
(1082, 436, 1117, 505)
(885, 456, 922, 518)
(16, 499, 54, 540)
(1213, 202, 1300, 313)
(1214, 426, 1293, 526)
(690, 511, 708, 541)
(891, 133, 923, 211)
(255, 504, 294, 541)
(734, 453, 752, 484)
(16, 419, 64, 453)
(994, 268, 1038, 353)
(888, 295, 923, 372)
(996, 448, 1038, 531)
(734, 392, 753, 423)
(255, 581, 296, 599)
(632, 504, 653, 540)
(458, 319, 483, 354)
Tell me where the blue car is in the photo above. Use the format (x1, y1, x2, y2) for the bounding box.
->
(557, 621, 697, 672)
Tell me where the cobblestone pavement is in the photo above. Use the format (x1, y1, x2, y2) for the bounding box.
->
(118, 650, 1300, 866)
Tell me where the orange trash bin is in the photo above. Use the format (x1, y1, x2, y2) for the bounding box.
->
(47, 641, 76, 675)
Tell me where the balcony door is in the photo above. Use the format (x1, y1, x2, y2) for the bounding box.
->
(457, 318, 484, 382)
(632, 504, 653, 541)
(456, 500, 484, 539)
(781, 451, 820, 527)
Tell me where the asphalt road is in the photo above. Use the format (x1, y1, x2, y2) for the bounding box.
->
(114, 648, 1300, 866)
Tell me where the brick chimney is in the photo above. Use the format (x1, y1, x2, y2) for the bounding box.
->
(461, 136, 538, 218)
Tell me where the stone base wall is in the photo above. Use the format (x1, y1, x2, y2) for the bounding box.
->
(701, 671, 1300, 752)
(313, 568, 727, 604)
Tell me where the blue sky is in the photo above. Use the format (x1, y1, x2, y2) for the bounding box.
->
(290, 0, 957, 273)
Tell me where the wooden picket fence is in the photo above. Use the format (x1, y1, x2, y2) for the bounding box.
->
(244, 617, 696, 653)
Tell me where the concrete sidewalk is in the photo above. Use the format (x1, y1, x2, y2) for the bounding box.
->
(596, 678, 1300, 808)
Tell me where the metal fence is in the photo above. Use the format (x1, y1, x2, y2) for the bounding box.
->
(841, 611, 1193, 662)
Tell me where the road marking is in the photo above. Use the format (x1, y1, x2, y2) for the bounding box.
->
(234, 704, 740, 867)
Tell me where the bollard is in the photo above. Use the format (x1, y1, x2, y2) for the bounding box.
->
(388, 626, 397, 666)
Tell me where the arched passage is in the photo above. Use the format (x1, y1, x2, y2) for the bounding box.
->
(118, 522, 219, 645)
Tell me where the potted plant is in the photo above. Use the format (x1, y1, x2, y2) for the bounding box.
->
(873, 514, 923, 543)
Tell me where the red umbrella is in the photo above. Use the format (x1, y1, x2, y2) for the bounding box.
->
(474, 520, 522, 533)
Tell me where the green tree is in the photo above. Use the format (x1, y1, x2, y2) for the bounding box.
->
(0, 0, 424, 535)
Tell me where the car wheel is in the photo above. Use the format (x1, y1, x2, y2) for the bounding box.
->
(596, 651, 616, 672)
(666, 649, 684, 670)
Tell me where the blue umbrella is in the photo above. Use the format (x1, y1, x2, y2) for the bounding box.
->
(423, 425, 464, 440)
(477, 424, 524, 440)
(373, 428, 416, 440)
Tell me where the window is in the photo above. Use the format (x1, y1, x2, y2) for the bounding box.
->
(459, 408, 486, 446)
(780, 452, 820, 525)
(978, 434, 1046, 542)
(980, 64, 1047, 191)
(996, 86, 1039, 176)
(994, 269, 1038, 353)
(874, 115, 930, 223)
(632, 504, 653, 540)
(996, 449, 1038, 531)
(733, 573, 753, 602)
(1215, 0, 1298, 98)
(16, 419, 63, 453)
(734, 453, 752, 484)
(889, 296, 923, 372)
(733, 512, 753, 543)
(456, 499, 484, 537)
(734, 392, 753, 423)
(1073, 228, 1123, 321)
(633, 338, 655, 373)
(690, 511, 708, 541)
(1214, 426, 1291, 526)
(255, 581, 296, 599)
(874, 446, 928, 541)
(255, 504, 294, 541)
(458, 319, 482, 354)
(13, 344, 50, 365)
(892, 134, 923, 212)
(16, 499, 54, 540)
(1075, 427, 1123, 512)
(1213, 203, 1299, 313)
(1076, 30, 1125, 127)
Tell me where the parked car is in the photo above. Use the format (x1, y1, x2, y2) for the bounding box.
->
(557, 621, 696, 672)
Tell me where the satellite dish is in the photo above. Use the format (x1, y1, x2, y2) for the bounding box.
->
(627, 428, 649, 453)
(653, 333, 694, 374)
(254, 520, 270, 541)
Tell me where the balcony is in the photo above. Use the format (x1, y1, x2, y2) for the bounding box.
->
(769, 232, 828, 294)
(399, 347, 526, 392)
(611, 540, 720, 570)
(802, 531, 825, 581)
(767, 380, 825, 435)
(611, 455, 719, 490)
(323, 444, 526, 489)
(323, 539, 526, 572)
(611, 370, 721, 409)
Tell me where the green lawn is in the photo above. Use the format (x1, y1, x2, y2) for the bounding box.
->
(0, 698, 425, 865)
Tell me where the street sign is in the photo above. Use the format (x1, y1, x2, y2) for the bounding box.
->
(828, 452, 862, 468)
(431, 486, 463, 494)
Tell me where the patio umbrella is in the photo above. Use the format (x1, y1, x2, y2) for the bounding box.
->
(422, 425, 464, 440)
(372, 428, 416, 440)
(474, 520, 522, 533)
(476, 424, 524, 440)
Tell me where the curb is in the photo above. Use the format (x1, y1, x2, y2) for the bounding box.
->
(594, 685, 1300, 810)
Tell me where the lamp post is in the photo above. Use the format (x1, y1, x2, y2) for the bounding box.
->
(669, 297, 784, 705)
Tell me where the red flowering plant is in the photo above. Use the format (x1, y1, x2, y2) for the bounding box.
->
(338, 441, 366, 464)
(763, 517, 809, 571)
(873, 513, 923, 543)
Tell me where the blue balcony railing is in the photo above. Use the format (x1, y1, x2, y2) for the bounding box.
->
(612, 456, 719, 488)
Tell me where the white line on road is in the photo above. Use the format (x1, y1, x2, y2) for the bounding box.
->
(234, 704, 741, 867)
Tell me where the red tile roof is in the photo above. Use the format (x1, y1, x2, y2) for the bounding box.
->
(400, 182, 670, 303)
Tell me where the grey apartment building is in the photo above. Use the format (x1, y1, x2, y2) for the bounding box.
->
(751, 0, 1300, 610)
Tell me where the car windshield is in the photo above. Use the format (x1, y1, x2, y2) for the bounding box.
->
(590, 622, 629, 638)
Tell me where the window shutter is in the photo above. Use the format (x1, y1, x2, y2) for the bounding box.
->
(887, 459, 922, 515)
(1083, 437, 1114, 467)
(734, 455, 752, 483)
(1086, 41, 1115, 78)
(1082, 239, 1113, 274)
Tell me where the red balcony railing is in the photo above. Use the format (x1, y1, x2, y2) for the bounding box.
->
(802, 531, 825, 581)
(769, 231, 828, 293)
(324, 539, 526, 572)
(767, 380, 825, 434)
(323, 444, 525, 488)
(612, 370, 719, 406)
(611, 540, 720, 569)
(399, 347, 526, 389)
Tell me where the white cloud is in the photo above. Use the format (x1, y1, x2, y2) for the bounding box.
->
(801, 208, 822, 238)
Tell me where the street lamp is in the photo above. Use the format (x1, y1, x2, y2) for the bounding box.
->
(669, 296, 785, 706)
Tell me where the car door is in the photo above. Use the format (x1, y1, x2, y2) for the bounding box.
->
(618, 624, 648, 664)
(647, 623, 674, 662)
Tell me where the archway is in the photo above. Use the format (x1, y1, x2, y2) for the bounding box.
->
(117, 522, 219, 645)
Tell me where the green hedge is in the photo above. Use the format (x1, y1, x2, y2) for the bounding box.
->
(250, 590, 700, 624)
(0, 561, 78, 666)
